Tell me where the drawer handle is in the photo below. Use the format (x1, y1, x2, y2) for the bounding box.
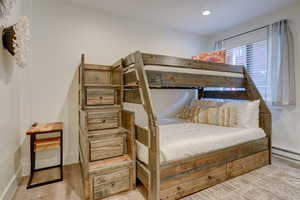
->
(208, 175, 212, 180)
(102, 120, 106, 123)
(99, 97, 103, 100)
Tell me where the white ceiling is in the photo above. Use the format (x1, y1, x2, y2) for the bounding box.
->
(66, 0, 298, 36)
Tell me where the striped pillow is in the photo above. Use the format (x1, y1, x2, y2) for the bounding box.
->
(192, 106, 239, 127)
(217, 106, 239, 127)
(190, 99, 224, 109)
(191, 106, 209, 123)
(177, 106, 192, 120)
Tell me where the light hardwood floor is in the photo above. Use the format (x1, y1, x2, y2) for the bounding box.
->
(13, 156, 300, 200)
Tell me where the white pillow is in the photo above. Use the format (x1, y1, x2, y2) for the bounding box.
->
(222, 100, 260, 128)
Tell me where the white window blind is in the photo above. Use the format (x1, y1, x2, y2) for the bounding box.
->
(226, 40, 269, 99)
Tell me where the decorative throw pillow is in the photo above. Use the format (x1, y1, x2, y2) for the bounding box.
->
(222, 100, 260, 128)
(192, 50, 226, 64)
(217, 106, 239, 127)
(190, 104, 239, 127)
(190, 99, 224, 109)
(191, 106, 209, 124)
(176, 106, 192, 120)
(207, 108, 219, 125)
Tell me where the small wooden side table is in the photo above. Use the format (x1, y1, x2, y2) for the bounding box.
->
(26, 122, 63, 189)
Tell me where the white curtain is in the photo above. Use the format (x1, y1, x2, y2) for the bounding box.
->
(268, 19, 296, 106)
(214, 40, 224, 51)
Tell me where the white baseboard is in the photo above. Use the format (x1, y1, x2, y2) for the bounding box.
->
(0, 167, 22, 200)
(272, 146, 300, 164)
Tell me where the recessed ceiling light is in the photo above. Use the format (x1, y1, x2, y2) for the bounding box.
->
(202, 10, 211, 16)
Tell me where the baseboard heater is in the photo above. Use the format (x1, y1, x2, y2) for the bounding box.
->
(272, 146, 300, 162)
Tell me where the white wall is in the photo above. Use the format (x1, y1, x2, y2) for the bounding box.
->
(29, 0, 208, 174)
(0, 0, 32, 199)
(209, 2, 300, 158)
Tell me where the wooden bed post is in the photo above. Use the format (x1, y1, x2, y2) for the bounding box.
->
(244, 68, 272, 164)
(133, 51, 160, 200)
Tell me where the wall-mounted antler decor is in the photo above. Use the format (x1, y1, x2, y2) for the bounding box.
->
(2, 16, 30, 67)
(2, 25, 15, 55)
(0, 0, 16, 17)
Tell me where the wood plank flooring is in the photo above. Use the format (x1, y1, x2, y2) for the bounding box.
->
(12, 156, 300, 200)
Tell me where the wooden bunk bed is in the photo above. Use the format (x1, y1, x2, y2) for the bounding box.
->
(121, 51, 272, 200)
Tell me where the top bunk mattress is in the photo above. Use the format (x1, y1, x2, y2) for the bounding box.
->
(126, 65, 244, 78)
(136, 120, 266, 165)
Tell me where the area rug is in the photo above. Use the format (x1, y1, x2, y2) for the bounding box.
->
(183, 165, 300, 200)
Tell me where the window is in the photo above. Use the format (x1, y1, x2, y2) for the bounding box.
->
(226, 40, 269, 100)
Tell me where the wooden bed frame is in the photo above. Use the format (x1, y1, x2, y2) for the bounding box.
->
(121, 51, 272, 200)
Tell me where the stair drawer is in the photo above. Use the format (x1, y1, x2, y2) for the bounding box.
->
(90, 136, 126, 161)
(93, 168, 130, 199)
(94, 168, 129, 186)
(87, 111, 119, 131)
(228, 150, 269, 178)
(86, 88, 114, 106)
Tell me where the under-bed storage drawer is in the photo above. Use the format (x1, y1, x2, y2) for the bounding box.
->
(93, 168, 130, 199)
(86, 88, 114, 106)
(228, 150, 269, 178)
(87, 111, 119, 131)
(90, 136, 126, 161)
(160, 164, 228, 200)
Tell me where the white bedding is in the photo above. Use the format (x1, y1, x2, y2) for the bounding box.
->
(126, 65, 244, 78)
(136, 120, 266, 165)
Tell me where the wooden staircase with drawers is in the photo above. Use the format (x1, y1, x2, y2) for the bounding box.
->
(78, 55, 136, 200)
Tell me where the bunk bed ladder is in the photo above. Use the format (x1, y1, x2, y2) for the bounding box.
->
(132, 51, 160, 200)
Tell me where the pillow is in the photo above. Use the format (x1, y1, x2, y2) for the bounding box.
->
(176, 106, 192, 120)
(217, 106, 239, 127)
(207, 107, 219, 125)
(192, 50, 226, 64)
(191, 107, 209, 124)
(222, 100, 260, 128)
(190, 99, 224, 108)
(191, 106, 239, 127)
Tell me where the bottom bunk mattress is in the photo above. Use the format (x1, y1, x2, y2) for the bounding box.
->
(136, 120, 266, 165)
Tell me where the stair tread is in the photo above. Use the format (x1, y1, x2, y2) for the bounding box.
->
(84, 105, 121, 110)
(88, 155, 133, 173)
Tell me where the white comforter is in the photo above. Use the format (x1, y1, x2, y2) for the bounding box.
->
(137, 121, 266, 165)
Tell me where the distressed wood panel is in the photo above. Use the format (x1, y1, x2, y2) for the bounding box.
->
(79, 127, 89, 162)
(86, 88, 114, 106)
(146, 71, 245, 88)
(84, 64, 112, 71)
(142, 53, 244, 73)
(228, 150, 269, 178)
(84, 70, 111, 85)
(121, 110, 137, 189)
(160, 164, 228, 200)
(87, 110, 119, 131)
(87, 128, 127, 138)
(203, 90, 248, 100)
(94, 176, 130, 199)
(146, 71, 162, 88)
(133, 51, 160, 200)
(87, 111, 119, 120)
(137, 161, 150, 189)
(244, 69, 272, 163)
(124, 89, 142, 104)
(90, 136, 125, 161)
(136, 125, 149, 147)
(34, 137, 61, 152)
(161, 137, 268, 179)
(124, 71, 138, 86)
(93, 168, 129, 186)
(87, 119, 118, 131)
(124, 54, 135, 67)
